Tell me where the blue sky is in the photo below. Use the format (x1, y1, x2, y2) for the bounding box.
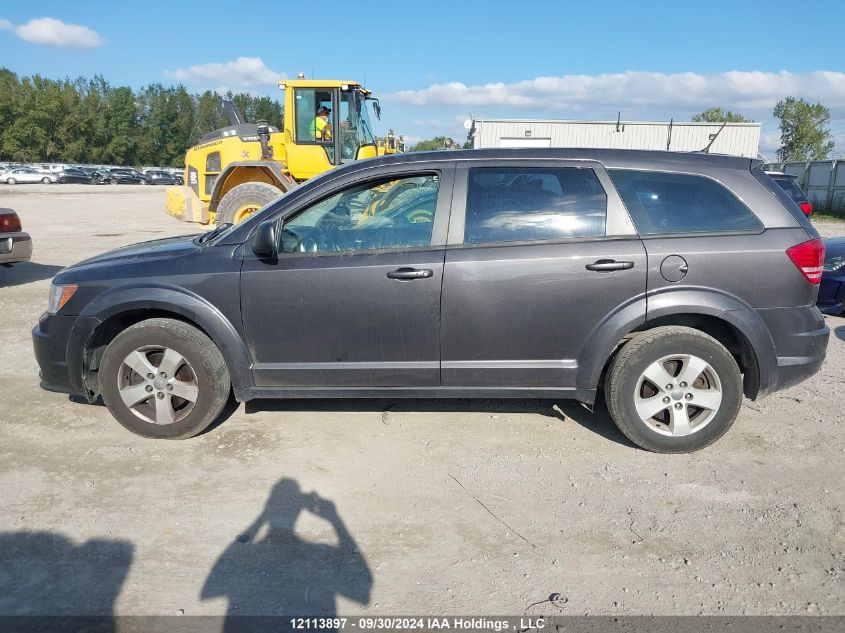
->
(2, 0, 845, 157)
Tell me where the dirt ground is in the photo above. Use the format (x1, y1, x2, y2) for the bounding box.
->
(1, 184, 844, 618)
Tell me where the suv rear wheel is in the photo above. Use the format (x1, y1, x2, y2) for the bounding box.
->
(99, 318, 231, 439)
(605, 326, 742, 453)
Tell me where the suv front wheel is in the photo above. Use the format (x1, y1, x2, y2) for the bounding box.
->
(99, 318, 231, 439)
(605, 326, 743, 453)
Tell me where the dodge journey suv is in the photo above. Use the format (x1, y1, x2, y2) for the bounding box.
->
(32, 149, 829, 452)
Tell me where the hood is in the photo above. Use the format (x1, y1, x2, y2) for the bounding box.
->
(55, 234, 201, 282)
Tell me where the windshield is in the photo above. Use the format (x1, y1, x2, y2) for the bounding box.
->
(338, 89, 376, 163)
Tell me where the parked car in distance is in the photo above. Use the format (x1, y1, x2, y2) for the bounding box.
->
(0, 168, 58, 184)
(818, 237, 845, 315)
(0, 208, 32, 265)
(146, 170, 176, 185)
(108, 169, 151, 185)
(766, 171, 813, 216)
(90, 168, 113, 184)
(32, 149, 829, 452)
(58, 167, 95, 184)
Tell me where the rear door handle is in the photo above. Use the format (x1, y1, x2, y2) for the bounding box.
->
(585, 259, 635, 272)
(387, 267, 433, 280)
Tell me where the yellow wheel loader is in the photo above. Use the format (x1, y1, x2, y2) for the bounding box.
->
(164, 78, 393, 226)
(377, 129, 406, 154)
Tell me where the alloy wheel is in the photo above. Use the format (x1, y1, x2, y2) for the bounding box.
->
(633, 354, 723, 437)
(117, 346, 199, 425)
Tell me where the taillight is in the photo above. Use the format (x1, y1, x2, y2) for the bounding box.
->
(786, 238, 825, 285)
(0, 212, 22, 233)
(799, 202, 813, 216)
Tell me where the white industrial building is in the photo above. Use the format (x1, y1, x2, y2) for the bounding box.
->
(468, 118, 762, 157)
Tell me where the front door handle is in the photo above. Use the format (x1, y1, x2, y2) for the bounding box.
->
(387, 267, 433, 280)
(585, 259, 635, 272)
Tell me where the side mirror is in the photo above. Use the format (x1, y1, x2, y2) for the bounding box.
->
(252, 219, 278, 259)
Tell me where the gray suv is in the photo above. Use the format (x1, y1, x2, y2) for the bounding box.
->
(32, 149, 829, 452)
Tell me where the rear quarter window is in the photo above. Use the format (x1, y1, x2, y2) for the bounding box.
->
(771, 176, 808, 203)
(608, 169, 763, 235)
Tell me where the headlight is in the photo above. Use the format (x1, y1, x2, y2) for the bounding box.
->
(47, 284, 78, 314)
(823, 255, 845, 273)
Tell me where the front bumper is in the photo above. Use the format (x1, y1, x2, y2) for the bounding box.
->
(0, 232, 32, 264)
(32, 312, 101, 396)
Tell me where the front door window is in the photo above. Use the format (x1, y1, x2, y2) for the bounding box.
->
(281, 174, 439, 253)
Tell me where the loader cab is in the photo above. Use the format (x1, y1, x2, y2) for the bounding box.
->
(284, 80, 380, 179)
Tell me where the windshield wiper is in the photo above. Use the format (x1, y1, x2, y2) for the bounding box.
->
(196, 223, 232, 245)
(359, 114, 376, 147)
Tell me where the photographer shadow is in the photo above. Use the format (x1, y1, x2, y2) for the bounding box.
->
(201, 478, 371, 629)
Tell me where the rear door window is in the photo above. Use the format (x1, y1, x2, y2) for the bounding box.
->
(608, 169, 762, 235)
(464, 167, 607, 244)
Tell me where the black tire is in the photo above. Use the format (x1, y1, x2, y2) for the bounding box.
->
(110, 178, 118, 185)
(7, 178, 16, 185)
(216, 182, 284, 225)
(99, 318, 231, 439)
(41, 177, 51, 184)
(604, 326, 743, 453)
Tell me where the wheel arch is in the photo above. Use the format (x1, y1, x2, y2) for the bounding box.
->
(577, 289, 778, 400)
(80, 287, 254, 400)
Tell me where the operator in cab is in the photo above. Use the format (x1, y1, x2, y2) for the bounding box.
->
(312, 106, 333, 141)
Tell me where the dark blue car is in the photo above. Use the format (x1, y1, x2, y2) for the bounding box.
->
(819, 237, 845, 315)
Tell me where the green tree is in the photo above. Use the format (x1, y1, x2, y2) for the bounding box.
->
(691, 107, 750, 123)
(101, 86, 138, 164)
(2, 76, 51, 162)
(168, 86, 196, 167)
(194, 90, 227, 140)
(773, 97, 834, 162)
(410, 136, 454, 151)
(0, 68, 283, 166)
(230, 93, 283, 127)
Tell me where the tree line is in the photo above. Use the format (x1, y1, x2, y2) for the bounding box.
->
(0, 67, 283, 167)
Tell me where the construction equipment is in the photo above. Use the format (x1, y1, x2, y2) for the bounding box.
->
(378, 129, 405, 154)
(165, 78, 395, 225)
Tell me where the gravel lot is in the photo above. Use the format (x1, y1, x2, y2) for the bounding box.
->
(1, 184, 844, 617)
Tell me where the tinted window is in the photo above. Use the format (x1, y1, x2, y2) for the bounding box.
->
(282, 174, 438, 253)
(464, 167, 607, 244)
(608, 169, 762, 235)
(771, 176, 808, 203)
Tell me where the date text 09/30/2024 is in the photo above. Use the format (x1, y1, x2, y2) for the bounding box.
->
(289, 617, 546, 631)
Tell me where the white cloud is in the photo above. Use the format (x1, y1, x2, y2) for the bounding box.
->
(164, 57, 285, 88)
(11, 17, 103, 48)
(389, 71, 845, 118)
(411, 117, 444, 128)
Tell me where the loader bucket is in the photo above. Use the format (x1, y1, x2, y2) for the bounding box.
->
(164, 186, 209, 224)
